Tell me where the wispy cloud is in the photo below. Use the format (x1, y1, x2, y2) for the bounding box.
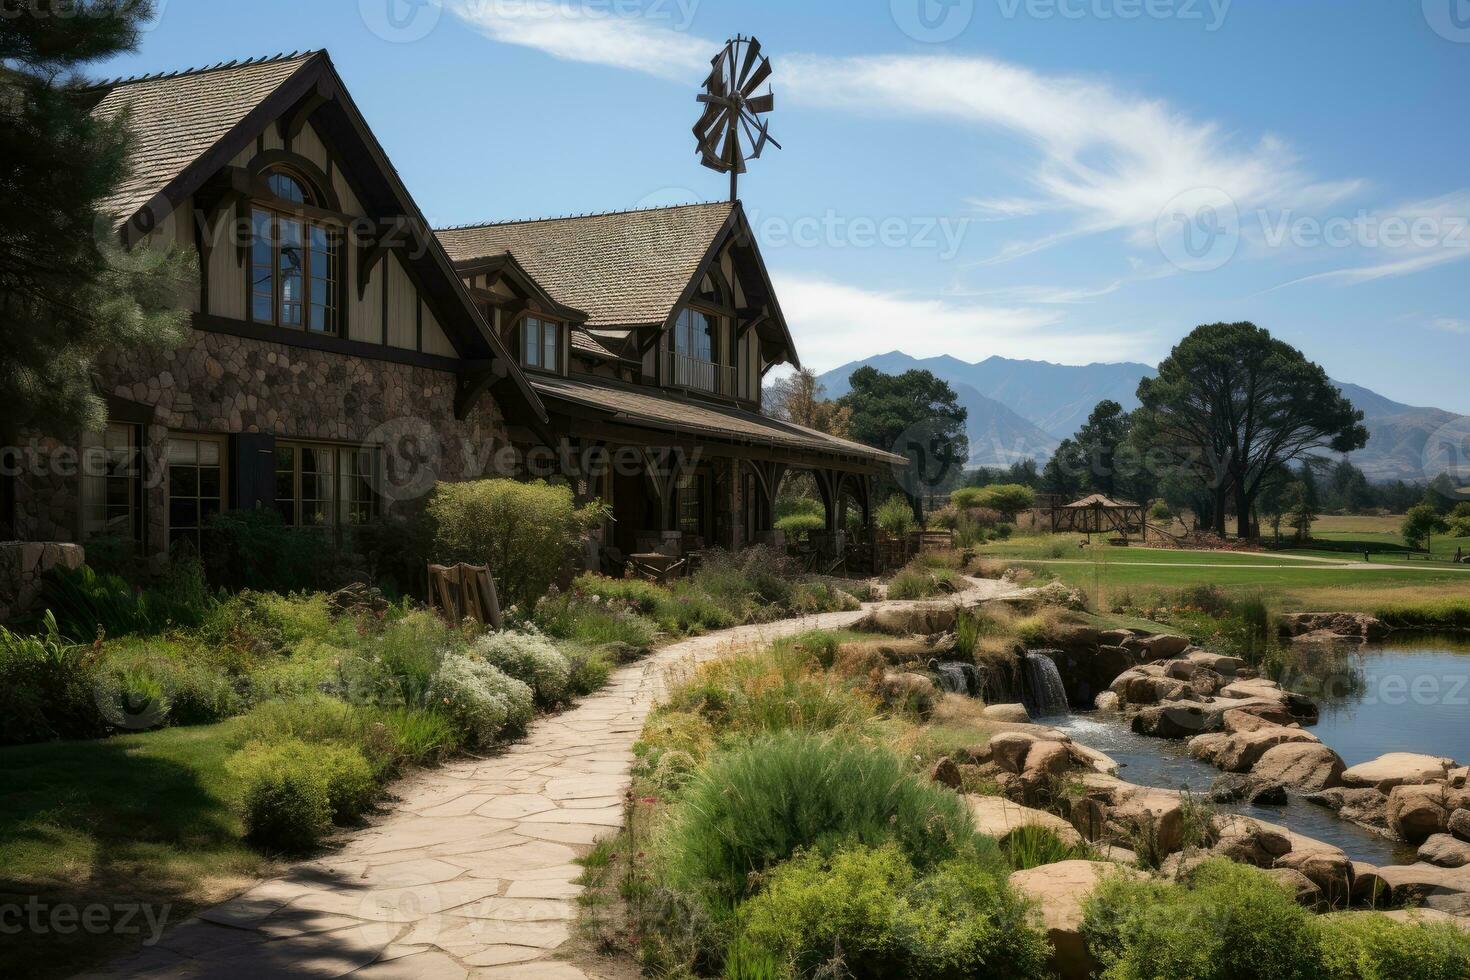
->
(1269, 192, 1470, 288)
(1428, 316, 1470, 335)
(448, 0, 709, 80)
(783, 54, 1361, 261)
(772, 274, 1151, 371)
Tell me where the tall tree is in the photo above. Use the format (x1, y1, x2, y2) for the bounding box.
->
(1072, 399, 1130, 497)
(1133, 323, 1367, 539)
(1, 0, 196, 444)
(838, 367, 968, 502)
(765, 368, 852, 437)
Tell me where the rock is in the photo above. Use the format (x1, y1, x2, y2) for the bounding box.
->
(1222, 706, 1296, 733)
(1112, 671, 1190, 706)
(862, 602, 959, 636)
(982, 703, 1031, 724)
(1209, 774, 1286, 805)
(1387, 784, 1453, 844)
(931, 757, 963, 790)
(1066, 741, 1121, 777)
(1188, 732, 1231, 764)
(1099, 629, 1133, 647)
(1019, 740, 1075, 796)
(1178, 650, 1245, 676)
(1211, 726, 1320, 773)
(1250, 742, 1346, 793)
(966, 795, 1085, 848)
(1050, 624, 1100, 653)
(878, 671, 937, 717)
(1374, 863, 1470, 905)
(1376, 908, 1470, 932)
(1275, 845, 1353, 908)
(1212, 814, 1293, 867)
(1449, 767, 1469, 789)
(1218, 679, 1319, 722)
(1278, 611, 1390, 640)
(1132, 702, 1211, 739)
(1007, 861, 1144, 980)
(1109, 789, 1186, 856)
(1093, 691, 1121, 712)
(1096, 843, 1138, 866)
(1350, 862, 1391, 908)
(1419, 834, 1470, 868)
(1450, 809, 1470, 843)
(1124, 633, 1191, 659)
(989, 732, 1037, 775)
(1341, 752, 1454, 792)
(1266, 868, 1325, 910)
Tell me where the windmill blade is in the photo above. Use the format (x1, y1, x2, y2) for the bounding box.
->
(743, 92, 774, 115)
(720, 124, 746, 175)
(739, 56, 772, 97)
(693, 102, 723, 140)
(737, 36, 762, 87)
(695, 106, 731, 148)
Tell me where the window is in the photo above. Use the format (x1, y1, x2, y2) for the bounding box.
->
(675, 308, 716, 362)
(522, 317, 563, 372)
(81, 422, 142, 544)
(167, 435, 225, 554)
(274, 442, 379, 530)
(249, 169, 339, 334)
(677, 472, 706, 538)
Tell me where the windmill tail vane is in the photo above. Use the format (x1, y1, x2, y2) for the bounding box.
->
(693, 35, 781, 201)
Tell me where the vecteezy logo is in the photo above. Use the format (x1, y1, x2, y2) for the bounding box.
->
(1422, 416, 1470, 489)
(1155, 187, 1240, 273)
(360, 0, 443, 43)
(367, 417, 444, 503)
(891, 0, 975, 43)
(1424, 0, 1470, 42)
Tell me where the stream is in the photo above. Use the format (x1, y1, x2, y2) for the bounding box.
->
(1038, 635, 1470, 866)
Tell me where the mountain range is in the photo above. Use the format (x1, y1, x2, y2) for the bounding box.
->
(815, 352, 1461, 482)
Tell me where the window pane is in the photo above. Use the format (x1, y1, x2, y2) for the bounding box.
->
(525, 319, 541, 367)
(251, 210, 275, 322)
(268, 171, 307, 203)
(279, 218, 304, 328)
(543, 323, 558, 371)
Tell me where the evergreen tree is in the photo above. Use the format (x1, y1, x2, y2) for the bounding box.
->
(1, 0, 197, 443)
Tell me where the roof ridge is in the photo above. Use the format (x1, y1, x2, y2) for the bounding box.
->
(436, 200, 732, 233)
(87, 49, 322, 91)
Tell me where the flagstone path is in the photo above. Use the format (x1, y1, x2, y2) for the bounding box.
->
(88, 580, 1017, 979)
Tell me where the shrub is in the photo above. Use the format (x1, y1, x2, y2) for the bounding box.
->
(1316, 911, 1470, 980)
(774, 511, 826, 537)
(233, 696, 397, 774)
(38, 562, 211, 640)
(98, 647, 240, 727)
(429, 478, 602, 608)
(202, 508, 335, 593)
(660, 733, 974, 905)
(735, 843, 1048, 980)
(353, 502, 436, 599)
(570, 574, 667, 615)
(365, 609, 454, 705)
(469, 630, 571, 706)
(426, 651, 534, 745)
(562, 643, 615, 696)
(534, 590, 660, 652)
(228, 738, 375, 851)
(875, 496, 915, 536)
(1082, 858, 1323, 980)
(971, 484, 1035, 521)
(0, 614, 108, 744)
(378, 706, 464, 766)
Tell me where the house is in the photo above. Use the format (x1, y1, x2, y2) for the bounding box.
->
(5, 50, 902, 572)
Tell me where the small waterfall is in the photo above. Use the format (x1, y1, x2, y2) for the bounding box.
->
(931, 660, 984, 698)
(1022, 651, 1070, 717)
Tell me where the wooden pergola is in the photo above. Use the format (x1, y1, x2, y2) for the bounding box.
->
(1050, 493, 1147, 541)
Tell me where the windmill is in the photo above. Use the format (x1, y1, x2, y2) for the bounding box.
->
(693, 35, 781, 202)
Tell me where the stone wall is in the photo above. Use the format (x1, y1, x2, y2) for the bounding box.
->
(0, 541, 84, 623)
(10, 328, 512, 557)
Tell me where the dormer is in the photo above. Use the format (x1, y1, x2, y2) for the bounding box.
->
(454, 253, 588, 378)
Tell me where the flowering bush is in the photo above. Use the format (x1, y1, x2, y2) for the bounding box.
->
(427, 652, 534, 745)
(469, 630, 571, 706)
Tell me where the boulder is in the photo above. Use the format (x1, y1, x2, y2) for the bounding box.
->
(1007, 861, 1144, 980)
(1212, 814, 1293, 867)
(1450, 767, 1469, 789)
(1132, 702, 1211, 739)
(1387, 784, 1453, 844)
(861, 602, 960, 636)
(1177, 650, 1245, 676)
(982, 702, 1031, 723)
(1019, 739, 1075, 795)
(1109, 789, 1186, 856)
(1376, 908, 1470, 933)
(1450, 809, 1470, 843)
(1211, 726, 1320, 773)
(1374, 863, 1470, 905)
(1250, 742, 1346, 793)
(1277, 612, 1390, 640)
(1209, 773, 1287, 806)
(1419, 834, 1470, 869)
(1050, 624, 1100, 653)
(966, 795, 1085, 848)
(1266, 868, 1325, 910)
(931, 757, 963, 790)
(1112, 671, 1190, 706)
(1099, 629, 1134, 647)
(1093, 691, 1121, 712)
(989, 732, 1038, 774)
(1349, 863, 1391, 908)
(1188, 732, 1231, 764)
(1341, 752, 1455, 792)
(1219, 679, 1319, 723)
(1275, 845, 1353, 908)
(878, 672, 937, 717)
(1123, 633, 1191, 659)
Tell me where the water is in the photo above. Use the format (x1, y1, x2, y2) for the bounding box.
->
(1046, 636, 1469, 865)
(933, 661, 984, 698)
(1299, 633, 1470, 768)
(1022, 651, 1070, 718)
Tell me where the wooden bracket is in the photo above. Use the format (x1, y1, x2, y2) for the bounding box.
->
(455, 360, 507, 419)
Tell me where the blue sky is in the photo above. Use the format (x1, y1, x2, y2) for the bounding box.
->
(97, 0, 1469, 412)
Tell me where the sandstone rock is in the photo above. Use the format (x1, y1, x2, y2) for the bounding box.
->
(1341, 752, 1454, 792)
(1093, 691, 1121, 712)
(1050, 624, 1100, 653)
(1266, 868, 1324, 910)
(1275, 846, 1353, 908)
(1132, 702, 1211, 739)
(1376, 907, 1470, 932)
(1349, 862, 1391, 908)
(1098, 629, 1133, 647)
(989, 732, 1037, 775)
(1419, 834, 1470, 869)
(1449, 767, 1469, 789)
(1250, 742, 1346, 793)
(1212, 814, 1293, 866)
(1178, 650, 1245, 676)
(862, 602, 959, 636)
(1450, 809, 1470, 843)
(1219, 679, 1320, 722)
(1278, 612, 1390, 640)
(1007, 861, 1144, 980)
(1109, 790, 1186, 856)
(1212, 726, 1320, 773)
(1066, 741, 1121, 777)
(1113, 672, 1190, 706)
(966, 795, 1085, 848)
(1188, 732, 1231, 764)
(931, 757, 963, 790)
(1019, 739, 1075, 794)
(1125, 633, 1191, 659)
(1388, 784, 1452, 844)
(1374, 862, 1470, 905)
(982, 703, 1031, 724)
(878, 672, 937, 717)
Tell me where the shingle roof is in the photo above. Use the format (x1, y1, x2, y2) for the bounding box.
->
(436, 203, 736, 330)
(531, 375, 908, 467)
(1062, 494, 1141, 509)
(88, 52, 320, 224)
(569, 328, 626, 361)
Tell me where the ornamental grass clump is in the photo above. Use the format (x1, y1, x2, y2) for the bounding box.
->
(659, 732, 974, 907)
(228, 737, 376, 853)
(469, 630, 571, 707)
(426, 651, 534, 746)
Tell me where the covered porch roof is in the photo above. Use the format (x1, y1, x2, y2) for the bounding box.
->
(526, 375, 906, 473)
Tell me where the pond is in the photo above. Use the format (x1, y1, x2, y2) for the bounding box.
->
(1042, 634, 1470, 866)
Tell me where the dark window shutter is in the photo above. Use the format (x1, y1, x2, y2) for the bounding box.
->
(231, 433, 277, 513)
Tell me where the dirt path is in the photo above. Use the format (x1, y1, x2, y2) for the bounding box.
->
(88, 579, 1018, 980)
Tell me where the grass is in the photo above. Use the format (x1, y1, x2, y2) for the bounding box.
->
(0, 721, 267, 978)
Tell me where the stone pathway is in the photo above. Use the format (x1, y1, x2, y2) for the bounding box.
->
(88, 580, 1016, 979)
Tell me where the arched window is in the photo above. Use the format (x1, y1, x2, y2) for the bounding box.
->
(249, 168, 338, 334)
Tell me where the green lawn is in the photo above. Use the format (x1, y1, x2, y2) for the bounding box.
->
(0, 721, 269, 978)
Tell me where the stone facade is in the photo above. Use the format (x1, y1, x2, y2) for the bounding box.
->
(11, 328, 512, 558)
